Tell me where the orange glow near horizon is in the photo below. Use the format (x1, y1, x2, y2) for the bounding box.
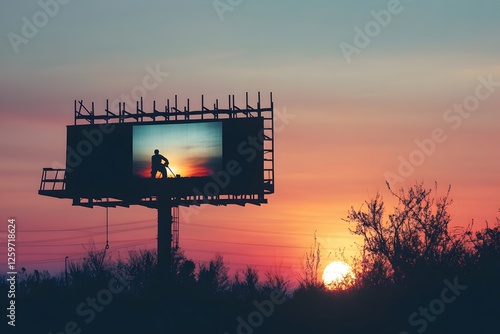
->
(137, 156, 216, 178)
(1, 109, 499, 278)
(1, 63, 500, 279)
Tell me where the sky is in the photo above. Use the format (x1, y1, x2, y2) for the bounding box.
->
(1, 0, 499, 283)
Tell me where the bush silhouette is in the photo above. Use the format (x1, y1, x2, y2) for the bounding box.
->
(347, 182, 471, 285)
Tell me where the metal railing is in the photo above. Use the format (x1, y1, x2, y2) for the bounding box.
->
(39, 168, 66, 191)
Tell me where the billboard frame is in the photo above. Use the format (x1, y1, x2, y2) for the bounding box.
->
(39, 93, 274, 209)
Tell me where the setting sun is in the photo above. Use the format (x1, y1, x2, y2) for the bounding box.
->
(322, 261, 356, 290)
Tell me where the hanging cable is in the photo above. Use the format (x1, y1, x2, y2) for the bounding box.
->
(105, 201, 109, 250)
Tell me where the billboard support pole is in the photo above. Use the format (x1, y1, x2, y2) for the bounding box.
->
(157, 197, 173, 286)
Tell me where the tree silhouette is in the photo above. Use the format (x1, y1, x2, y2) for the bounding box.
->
(347, 182, 470, 284)
(262, 268, 290, 296)
(469, 221, 500, 275)
(232, 266, 260, 298)
(69, 241, 114, 291)
(197, 253, 230, 295)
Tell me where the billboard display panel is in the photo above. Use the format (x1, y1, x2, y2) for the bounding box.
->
(132, 122, 223, 178)
(65, 117, 264, 199)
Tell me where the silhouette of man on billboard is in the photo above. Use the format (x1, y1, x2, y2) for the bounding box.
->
(151, 149, 169, 179)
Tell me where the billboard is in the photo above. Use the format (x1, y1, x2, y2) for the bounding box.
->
(65, 118, 264, 200)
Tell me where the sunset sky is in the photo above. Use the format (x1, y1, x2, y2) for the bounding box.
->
(1, 1, 499, 282)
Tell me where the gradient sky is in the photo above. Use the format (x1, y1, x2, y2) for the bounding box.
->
(1, 1, 499, 282)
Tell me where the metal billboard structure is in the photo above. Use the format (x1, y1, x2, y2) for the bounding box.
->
(39, 93, 275, 280)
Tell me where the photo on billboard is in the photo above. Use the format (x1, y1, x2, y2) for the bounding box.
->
(132, 122, 223, 179)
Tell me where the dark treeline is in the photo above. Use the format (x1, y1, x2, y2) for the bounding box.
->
(1, 183, 499, 333)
